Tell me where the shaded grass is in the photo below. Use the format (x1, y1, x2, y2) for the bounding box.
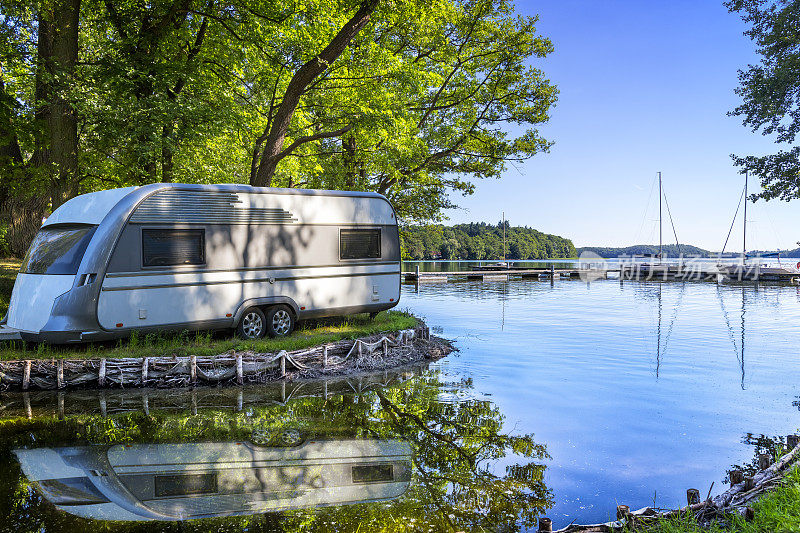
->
(628, 466, 800, 533)
(0, 259, 417, 360)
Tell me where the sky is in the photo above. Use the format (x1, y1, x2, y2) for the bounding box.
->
(443, 0, 799, 252)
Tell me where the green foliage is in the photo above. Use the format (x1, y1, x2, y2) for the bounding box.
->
(401, 221, 576, 260)
(0, 0, 558, 240)
(726, 0, 800, 202)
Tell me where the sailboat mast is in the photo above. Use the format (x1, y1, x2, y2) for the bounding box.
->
(742, 171, 748, 263)
(502, 211, 506, 262)
(658, 171, 663, 264)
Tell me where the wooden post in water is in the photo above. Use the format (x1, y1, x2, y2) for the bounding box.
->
(616, 505, 630, 521)
(686, 488, 700, 505)
(730, 470, 744, 484)
(323, 345, 328, 368)
(56, 359, 64, 389)
(236, 353, 243, 385)
(788, 434, 800, 450)
(99, 359, 106, 387)
(142, 391, 150, 415)
(142, 357, 149, 383)
(23, 393, 31, 419)
(537, 517, 552, 532)
(22, 360, 30, 391)
(190, 355, 197, 384)
(744, 476, 755, 491)
(758, 454, 771, 470)
(280, 351, 286, 377)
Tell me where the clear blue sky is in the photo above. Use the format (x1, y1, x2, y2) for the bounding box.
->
(444, 0, 799, 252)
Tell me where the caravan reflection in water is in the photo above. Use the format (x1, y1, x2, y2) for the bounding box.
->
(14, 438, 412, 521)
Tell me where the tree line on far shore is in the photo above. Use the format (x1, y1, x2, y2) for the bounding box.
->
(401, 221, 576, 260)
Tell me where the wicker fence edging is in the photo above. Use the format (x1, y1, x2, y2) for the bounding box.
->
(0, 325, 442, 391)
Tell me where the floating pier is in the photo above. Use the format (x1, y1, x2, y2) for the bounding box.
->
(404, 266, 613, 283)
(404, 264, 800, 284)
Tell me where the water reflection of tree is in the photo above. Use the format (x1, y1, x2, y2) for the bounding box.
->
(724, 433, 788, 484)
(0, 371, 551, 532)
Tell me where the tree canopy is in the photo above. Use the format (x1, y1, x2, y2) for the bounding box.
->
(0, 0, 558, 254)
(727, 0, 800, 201)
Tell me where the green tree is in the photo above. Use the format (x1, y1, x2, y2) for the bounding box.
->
(727, 0, 800, 201)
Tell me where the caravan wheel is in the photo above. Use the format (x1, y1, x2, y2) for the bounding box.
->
(237, 307, 266, 339)
(266, 305, 294, 337)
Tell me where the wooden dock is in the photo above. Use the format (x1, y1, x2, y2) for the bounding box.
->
(404, 267, 614, 283)
(404, 264, 800, 284)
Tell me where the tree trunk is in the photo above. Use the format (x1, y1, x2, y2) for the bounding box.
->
(39, 0, 81, 210)
(250, 0, 379, 187)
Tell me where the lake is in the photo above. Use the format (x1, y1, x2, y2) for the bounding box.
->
(1, 271, 799, 531)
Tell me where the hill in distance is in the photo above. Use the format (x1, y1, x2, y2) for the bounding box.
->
(577, 244, 713, 258)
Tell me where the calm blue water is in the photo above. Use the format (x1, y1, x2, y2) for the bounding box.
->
(4, 273, 800, 531)
(400, 276, 800, 526)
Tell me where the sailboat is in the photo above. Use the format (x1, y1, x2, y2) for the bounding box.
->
(621, 172, 689, 280)
(476, 211, 511, 271)
(718, 172, 800, 283)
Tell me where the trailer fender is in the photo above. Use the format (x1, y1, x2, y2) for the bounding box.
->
(232, 297, 301, 326)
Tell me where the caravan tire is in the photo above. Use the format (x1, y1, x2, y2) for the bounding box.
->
(266, 305, 294, 337)
(237, 307, 267, 339)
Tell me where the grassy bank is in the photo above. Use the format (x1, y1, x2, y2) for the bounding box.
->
(0, 259, 417, 361)
(628, 466, 800, 533)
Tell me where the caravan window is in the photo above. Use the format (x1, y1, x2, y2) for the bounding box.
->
(20, 225, 97, 275)
(154, 473, 217, 497)
(340, 229, 381, 260)
(142, 229, 205, 267)
(352, 464, 394, 484)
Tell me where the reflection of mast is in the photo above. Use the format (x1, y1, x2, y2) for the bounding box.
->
(740, 287, 746, 390)
(501, 279, 507, 331)
(656, 284, 663, 377)
(654, 282, 684, 378)
(717, 286, 747, 389)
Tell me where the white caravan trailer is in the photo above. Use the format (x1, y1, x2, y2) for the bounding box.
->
(2, 184, 400, 343)
(14, 438, 413, 521)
